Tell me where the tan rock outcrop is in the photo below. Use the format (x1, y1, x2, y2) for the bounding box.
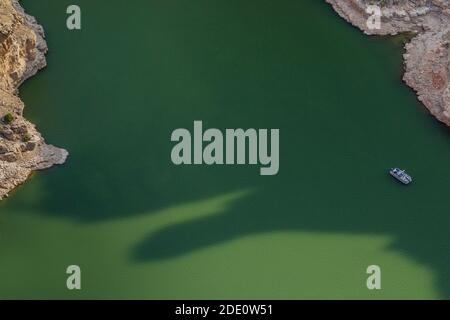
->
(0, 0, 68, 199)
(326, 0, 450, 127)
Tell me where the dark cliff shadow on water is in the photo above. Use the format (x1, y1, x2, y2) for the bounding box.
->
(130, 168, 450, 299)
(7, 0, 450, 298)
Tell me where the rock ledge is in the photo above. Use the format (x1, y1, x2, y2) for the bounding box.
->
(327, 0, 450, 127)
(0, 0, 68, 200)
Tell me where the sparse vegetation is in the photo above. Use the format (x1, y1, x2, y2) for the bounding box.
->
(22, 133, 31, 142)
(2, 113, 14, 124)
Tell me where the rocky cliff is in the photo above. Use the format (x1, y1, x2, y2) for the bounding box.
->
(326, 0, 450, 127)
(0, 0, 67, 200)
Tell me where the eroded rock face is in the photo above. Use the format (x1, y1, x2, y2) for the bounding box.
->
(326, 0, 450, 126)
(0, 0, 68, 199)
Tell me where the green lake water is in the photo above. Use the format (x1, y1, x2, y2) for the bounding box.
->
(0, 0, 448, 299)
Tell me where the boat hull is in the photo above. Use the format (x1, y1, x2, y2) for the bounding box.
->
(389, 168, 413, 185)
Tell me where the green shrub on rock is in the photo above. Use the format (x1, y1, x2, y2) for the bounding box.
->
(22, 133, 32, 142)
(2, 113, 14, 124)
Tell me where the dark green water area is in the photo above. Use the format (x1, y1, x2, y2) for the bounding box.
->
(0, 0, 448, 299)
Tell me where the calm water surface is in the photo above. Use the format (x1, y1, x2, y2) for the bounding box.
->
(0, 0, 448, 299)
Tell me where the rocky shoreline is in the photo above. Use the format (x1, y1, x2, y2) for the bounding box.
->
(0, 0, 68, 200)
(326, 0, 450, 127)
